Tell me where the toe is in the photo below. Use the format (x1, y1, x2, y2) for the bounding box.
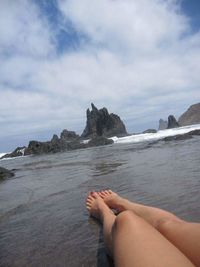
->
(91, 192, 99, 198)
(99, 191, 106, 197)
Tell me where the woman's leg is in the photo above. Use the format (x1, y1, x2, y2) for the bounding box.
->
(98, 190, 181, 227)
(86, 192, 195, 267)
(99, 190, 200, 266)
(86, 192, 116, 255)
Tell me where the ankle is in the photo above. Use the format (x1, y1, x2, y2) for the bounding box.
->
(113, 197, 131, 212)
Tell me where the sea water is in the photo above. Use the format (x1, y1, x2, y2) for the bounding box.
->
(0, 125, 200, 267)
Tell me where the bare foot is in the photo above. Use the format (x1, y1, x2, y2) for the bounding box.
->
(98, 190, 124, 211)
(86, 192, 114, 222)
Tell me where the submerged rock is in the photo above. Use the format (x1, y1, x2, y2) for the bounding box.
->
(143, 129, 157, 134)
(81, 103, 127, 138)
(167, 115, 179, 129)
(178, 103, 200, 126)
(0, 167, 14, 180)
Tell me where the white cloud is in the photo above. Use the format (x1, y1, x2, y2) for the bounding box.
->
(0, 0, 200, 151)
(58, 0, 188, 53)
(0, 0, 54, 57)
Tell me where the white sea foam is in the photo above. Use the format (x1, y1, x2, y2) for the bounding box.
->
(111, 124, 200, 144)
(1, 124, 200, 160)
(0, 153, 7, 158)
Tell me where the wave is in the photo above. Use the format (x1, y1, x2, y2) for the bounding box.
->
(1, 124, 200, 161)
(0, 153, 7, 158)
(111, 124, 200, 144)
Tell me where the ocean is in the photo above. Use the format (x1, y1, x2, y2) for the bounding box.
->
(0, 125, 200, 267)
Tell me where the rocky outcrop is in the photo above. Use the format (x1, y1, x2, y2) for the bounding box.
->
(24, 131, 85, 155)
(1, 147, 26, 159)
(81, 103, 127, 138)
(1, 129, 83, 158)
(1, 130, 114, 158)
(178, 103, 200, 126)
(167, 115, 179, 129)
(0, 167, 14, 180)
(163, 129, 200, 141)
(143, 129, 157, 134)
(60, 130, 79, 140)
(0, 104, 127, 159)
(24, 140, 66, 155)
(158, 119, 167, 130)
(88, 136, 114, 147)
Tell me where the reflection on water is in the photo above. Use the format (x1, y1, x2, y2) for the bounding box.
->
(0, 138, 200, 266)
(93, 161, 124, 176)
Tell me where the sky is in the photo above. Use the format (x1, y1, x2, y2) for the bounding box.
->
(0, 0, 200, 152)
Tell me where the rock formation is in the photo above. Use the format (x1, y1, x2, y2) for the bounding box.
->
(0, 167, 14, 180)
(163, 129, 200, 141)
(158, 119, 168, 130)
(178, 103, 200, 126)
(23, 130, 85, 155)
(60, 130, 79, 140)
(88, 136, 114, 147)
(1, 147, 26, 159)
(81, 103, 127, 138)
(0, 104, 127, 159)
(143, 129, 157, 134)
(167, 115, 179, 129)
(1, 130, 113, 158)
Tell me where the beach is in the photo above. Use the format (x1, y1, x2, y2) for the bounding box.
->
(0, 127, 200, 267)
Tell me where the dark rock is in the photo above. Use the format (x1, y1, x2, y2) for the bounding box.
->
(1, 146, 26, 159)
(51, 134, 59, 143)
(0, 167, 14, 180)
(24, 136, 86, 155)
(143, 129, 157, 134)
(163, 129, 200, 142)
(158, 119, 168, 130)
(0, 104, 126, 158)
(88, 136, 114, 147)
(25, 139, 67, 155)
(187, 129, 200, 136)
(67, 140, 86, 150)
(178, 103, 200, 126)
(60, 130, 79, 140)
(167, 115, 179, 129)
(81, 103, 127, 138)
(163, 134, 192, 141)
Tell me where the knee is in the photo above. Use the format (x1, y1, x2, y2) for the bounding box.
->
(114, 210, 137, 229)
(157, 218, 184, 234)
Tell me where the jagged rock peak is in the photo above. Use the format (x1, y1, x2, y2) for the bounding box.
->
(158, 119, 168, 130)
(178, 103, 200, 126)
(81, 103, 127, 138)
(91, 103, 99, 113)
(167, 115, 179, 129)
(60, 129, 79, 140)
(51, 134, 59, 143)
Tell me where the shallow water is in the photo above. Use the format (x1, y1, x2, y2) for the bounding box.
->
(0, 137, 200, 267)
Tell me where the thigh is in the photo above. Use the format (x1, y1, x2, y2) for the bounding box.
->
(158, 219, 200, 266)
(112, 211, 195, 267)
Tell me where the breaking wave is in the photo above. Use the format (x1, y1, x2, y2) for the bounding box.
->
(111, 124, 200, 144)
